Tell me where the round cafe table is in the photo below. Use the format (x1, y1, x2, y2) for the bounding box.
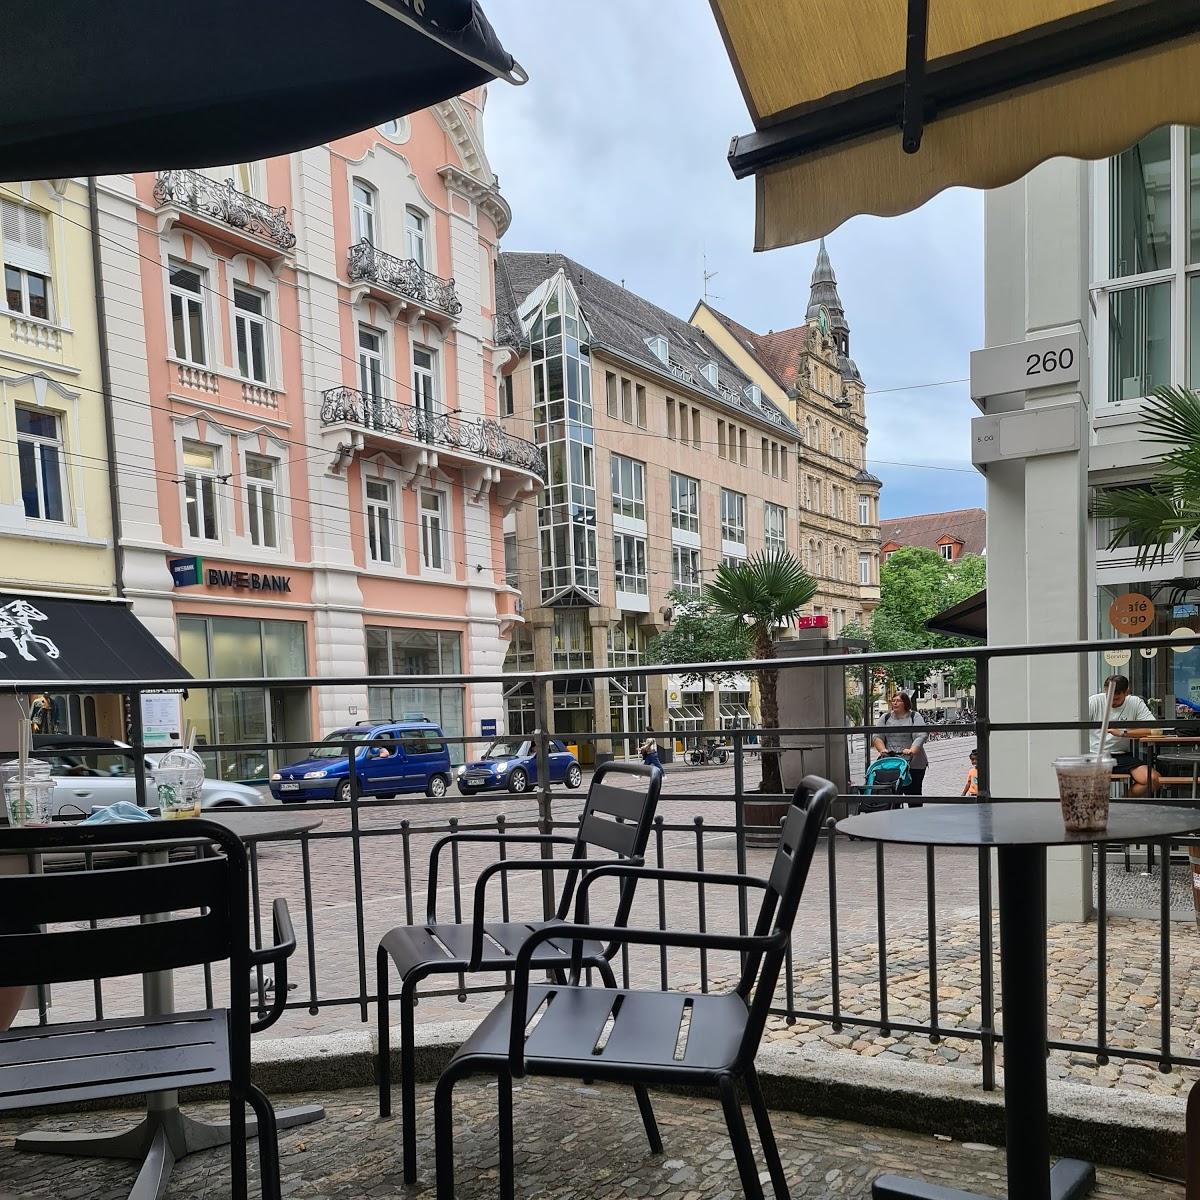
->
(837, 802, 1200, 1200)
(11, 808, 322, 1200)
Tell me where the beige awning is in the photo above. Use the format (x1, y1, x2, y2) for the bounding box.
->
(711, 0, 1200, 249)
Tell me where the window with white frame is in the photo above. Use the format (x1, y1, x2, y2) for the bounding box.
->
(940, 542, 955, 561)
(701, 361, 719, 387)
(352, 181, 376, 246)
(610, 453, 645, 522)
(720, 488, 746, 547)
(765, 502, 787, 553)
(245, 454, 279, 549)
(183, 441, 220, 541)
(858, 493, 871, 525)
(358, 325, 385, 401)
(366, 477, 393, 564)
(1, 200, 52, 321)
(1101, 126, 1200, 401)
(420, 489, 447, 571)
(613, 533, 648, 595)
(234, 287, 269, 384)
(645, 335, 668, 364)
(671, 545, 701, 595)
(169, 262, 208, 366)
(16, 407, 67, 522)
(412, 344, 439, 428)
(406, 208, 427, 269)
(859, 551, 871, 585)
(670, 472, 699, 534)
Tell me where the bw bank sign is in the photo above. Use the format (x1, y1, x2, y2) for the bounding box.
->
(169, 557, 292, 593)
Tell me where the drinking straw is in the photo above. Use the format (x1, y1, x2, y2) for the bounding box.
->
(1096, 677, 1117, 759)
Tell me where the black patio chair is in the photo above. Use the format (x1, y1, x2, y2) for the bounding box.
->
(376, 759, 663, 1183)
(0, 819, 295, 1200)
(433, 774, 836, 1200)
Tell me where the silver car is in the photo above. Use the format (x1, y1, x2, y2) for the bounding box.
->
(24, 735, 271, 818)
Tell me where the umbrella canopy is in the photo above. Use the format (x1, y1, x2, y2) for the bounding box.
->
(1, 0, 524, 181)
(710, 0, 1200, 248)
(925, 589, 987, 641)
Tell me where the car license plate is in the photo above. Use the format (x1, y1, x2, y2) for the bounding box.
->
(280, 782, 300, 792)
(467, 775, 490, 784)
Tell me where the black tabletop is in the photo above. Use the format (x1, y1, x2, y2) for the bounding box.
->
(188, 809, 322, 843)
(837, 802, 1200, 847)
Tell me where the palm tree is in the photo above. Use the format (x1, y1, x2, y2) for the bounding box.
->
(703, 550, 817, 794)
(1093, 386, 1200, 564)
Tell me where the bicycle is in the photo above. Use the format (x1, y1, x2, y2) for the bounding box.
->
(684, 739, 729, 766)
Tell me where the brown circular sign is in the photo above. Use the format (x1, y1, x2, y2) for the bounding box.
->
(1108, 592, 1154, 634)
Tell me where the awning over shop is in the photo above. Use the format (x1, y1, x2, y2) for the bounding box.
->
(0, 594, 188, 687)
(719, 702, 752, 721)
(669, 704, 706, 724)
(711, 0, 1200, 248)
(0, 0, 524, 181)
(925, 589, 988, 641)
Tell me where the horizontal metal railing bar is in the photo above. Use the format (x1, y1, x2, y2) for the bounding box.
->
(5, 628, 1197, 693)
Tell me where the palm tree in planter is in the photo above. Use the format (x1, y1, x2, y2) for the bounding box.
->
(703, 549, 817, 795)
(1092, 386, 1200, 562)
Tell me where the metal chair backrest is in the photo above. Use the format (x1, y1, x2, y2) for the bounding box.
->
(553, 760, 663, 924)
(734, 775, 835, 1067)
(0, 819, 250, 997)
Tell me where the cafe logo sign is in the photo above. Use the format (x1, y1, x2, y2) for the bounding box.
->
(1108, 592, 1154, 635)
(0, 599, 60, 662)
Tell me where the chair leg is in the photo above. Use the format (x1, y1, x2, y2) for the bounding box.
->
(745, 1068, 789, 1200)
(229, 1087, 248, 1200)
(246, 1084, 282, 1200)
(377, 946, 392, 1118)
(597, 958, 618, 988)
(634, 1085, 663, 1155)
(434, 1066, 464, 1200)
(498, 1070, 515, 1200)
(718, 1076, 765, 1200)
(401, 978, 419, 1184)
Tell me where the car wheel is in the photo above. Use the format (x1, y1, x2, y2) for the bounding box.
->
(426, 775, 448, 799)
(507, 768, 529, 794)
(336, 780, 353, 804)
(457, 782, 478, 797)
(565, 764, 582, 790)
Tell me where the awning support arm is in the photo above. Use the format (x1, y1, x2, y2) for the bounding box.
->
(901, 0, 929, 153)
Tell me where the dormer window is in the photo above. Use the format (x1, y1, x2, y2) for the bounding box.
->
(744, 383, 761, 405)
(701, 361, 719, 388)
(644, 335, 668, 364)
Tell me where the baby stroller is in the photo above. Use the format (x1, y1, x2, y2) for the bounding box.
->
(851, 755, 912, 815)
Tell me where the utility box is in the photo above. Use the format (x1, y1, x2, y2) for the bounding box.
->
(775, 632, 859, 796)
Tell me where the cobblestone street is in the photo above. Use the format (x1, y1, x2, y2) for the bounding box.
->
(0, 1082, 1178, 1199)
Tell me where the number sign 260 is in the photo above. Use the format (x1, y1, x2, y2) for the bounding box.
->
(1026, 346, 1074, 376)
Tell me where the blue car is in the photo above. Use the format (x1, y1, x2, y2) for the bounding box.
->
(456, 738, 582, 796)
(270, 720, 453, 803)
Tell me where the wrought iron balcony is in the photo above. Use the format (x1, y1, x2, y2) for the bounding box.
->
(153, 170, 297, 251)
(321, 386, 545, 481)
(347, 239, 462, 318)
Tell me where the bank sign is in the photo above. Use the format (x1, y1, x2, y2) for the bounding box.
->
(169, 556, 291, 593)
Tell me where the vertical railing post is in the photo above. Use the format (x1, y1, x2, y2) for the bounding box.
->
(862, 661, 873, 780)
(128, 688, 148, 808)
(347, 733, 369, 1022)
(974, 652, 990, 798)
(534, 676, 554, 920)
(733, 730, 749, 940)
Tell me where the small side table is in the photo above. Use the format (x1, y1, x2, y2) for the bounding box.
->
(838, 802, 1200, 1200)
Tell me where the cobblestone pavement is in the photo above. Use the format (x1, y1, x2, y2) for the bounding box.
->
(22, 733, 1200, 1101)
(0, 1082, 1177, 1199)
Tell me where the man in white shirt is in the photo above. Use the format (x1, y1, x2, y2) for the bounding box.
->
(1089, 674, 1160, 796)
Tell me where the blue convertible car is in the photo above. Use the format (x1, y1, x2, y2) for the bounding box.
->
(455, 738, 582, 795)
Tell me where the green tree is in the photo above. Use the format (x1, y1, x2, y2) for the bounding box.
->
(703, 550, 818, 794)
(859, 547, 986, 693)
(645, 588, 753, 688)
(1093, 386, 1200, 564)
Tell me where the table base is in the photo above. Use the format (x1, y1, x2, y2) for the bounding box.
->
(872, 1158, 1095, 1199)
(15, 1103, 324, 1200)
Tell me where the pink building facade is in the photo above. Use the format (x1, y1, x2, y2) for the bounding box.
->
(95, 94, 539, 777)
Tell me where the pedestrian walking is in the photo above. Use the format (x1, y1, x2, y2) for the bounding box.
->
(961, 749, 979, 797)
(871, 692, 928, 803)
(638, 735, 662, 770)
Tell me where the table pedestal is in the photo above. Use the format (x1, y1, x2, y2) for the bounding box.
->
(871, 845, 1096, 1200)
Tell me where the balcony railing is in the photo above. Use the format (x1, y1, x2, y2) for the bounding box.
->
(153, 169, 297, 251)
(347, 239, 462, 317)
(321, 385, 546, 481)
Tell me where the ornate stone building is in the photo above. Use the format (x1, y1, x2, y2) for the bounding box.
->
(692, 240, 882, 631)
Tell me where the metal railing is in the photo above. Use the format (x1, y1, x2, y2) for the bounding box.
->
(153, 170, 297, 251)
(6, 629, 1200, 1091)
(320, 385, 546, 480)
(347, 239, 461, 317)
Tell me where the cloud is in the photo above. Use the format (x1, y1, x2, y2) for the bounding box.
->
(484, 0, 984, 519)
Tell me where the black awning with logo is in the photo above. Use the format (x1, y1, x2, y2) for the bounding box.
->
(0, 594, 188, 688)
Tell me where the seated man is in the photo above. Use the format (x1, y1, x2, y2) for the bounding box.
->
(1090, 674, 1160, 797)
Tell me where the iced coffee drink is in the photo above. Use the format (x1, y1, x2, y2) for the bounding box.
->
(1054, 755, 1114, 831)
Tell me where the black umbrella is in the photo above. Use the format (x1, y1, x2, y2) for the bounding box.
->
(1, 0, 525, 181)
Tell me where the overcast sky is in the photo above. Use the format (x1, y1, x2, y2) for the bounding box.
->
(483, 0, 985, 519)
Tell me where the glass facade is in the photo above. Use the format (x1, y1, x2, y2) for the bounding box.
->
(533, 281, 598, 600)
(608, 616, 648, 757)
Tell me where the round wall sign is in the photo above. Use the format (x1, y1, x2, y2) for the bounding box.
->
(1103, 648, 1132, 667)
(1171, 627, 1199, 653)
(1140, 646, 1159, 659)
(1108, 592, 1154, 635)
